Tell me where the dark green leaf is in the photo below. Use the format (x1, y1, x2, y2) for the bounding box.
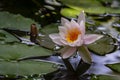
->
(0, 30, 19, 42)
(106, 63, 120, 73)
(87, 35, 117, 55)
(78, 46, 92, 64)
(37, 35, 56, 50)
(0, 12, 40, 30)
(38, 23, 59, 50)
(0, 61, 57, 76)
(40, 23, 58, 35)
(0, 43, 52, 60)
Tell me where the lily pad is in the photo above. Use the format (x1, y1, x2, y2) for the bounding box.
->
(91, 75, 120, 80)
(60, 0, 120, 17)
(38, 23, 59, 50)
(87, 35, 117, 55)
(0, 11, 40, 30)
(0, 30, 19, 42)
(60, 8, 81, 18)
(37, 35, 56, 50)
(59, 0, 101, 8)
(0, 60, 57, 76)
(40, 23, 59, 35)
(106, 63, 120, 73)
(0, 43, 52, 60)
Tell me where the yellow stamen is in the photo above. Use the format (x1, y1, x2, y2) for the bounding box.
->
(66, 28, 81, 43)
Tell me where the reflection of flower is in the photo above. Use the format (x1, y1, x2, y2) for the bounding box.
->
(49, 11, 103, 63)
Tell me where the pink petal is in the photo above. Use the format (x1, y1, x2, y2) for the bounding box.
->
(58, 26, 67, 39)
(79, 20, 85, 36)
(75, 35, 84, 46)
(77, 11, 85, 25)
(49, 33, 65, 45)
(84, 34, 103, 45)
(61, 46, 77, 59)
(61, 17, 70, 25)
(64, 22, 72, 30)
(71, 19, 80, 29)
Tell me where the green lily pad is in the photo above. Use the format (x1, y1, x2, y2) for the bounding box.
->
(40, 23, 58, 35)
(0, 11, 40, 43)
(0, 30, 19, 42)
(38, 23, 59, 50)
(0, 12, 40, 30)
(106, 63, 120, 73)
(87, 35, 117, 55)
(91, 75, 120, 80)
(60, 8, 81, 18)
(0, 60, 57, 76)
(59, 0, 101, 8)
(0, 43, 52, 60)
(37, 35, 56, 50)
(60, 0, 120, 17)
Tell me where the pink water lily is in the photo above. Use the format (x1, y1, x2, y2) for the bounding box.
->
(49, 11, 103, 63)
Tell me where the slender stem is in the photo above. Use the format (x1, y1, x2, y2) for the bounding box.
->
(62, 58, 75, 72)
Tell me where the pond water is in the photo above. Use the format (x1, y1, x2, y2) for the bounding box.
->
(0, 0, 120, 80)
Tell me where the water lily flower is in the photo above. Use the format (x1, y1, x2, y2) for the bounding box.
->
(49, 11, 103, 63)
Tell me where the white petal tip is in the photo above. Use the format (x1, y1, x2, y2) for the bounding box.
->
(97, 35, 104, 39)
(82, 10, 84, 13)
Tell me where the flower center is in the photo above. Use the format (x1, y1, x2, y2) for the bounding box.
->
(66, 28, 81, 43)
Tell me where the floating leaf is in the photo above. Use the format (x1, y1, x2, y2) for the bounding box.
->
(0, 43, 52, 60)
(59, 0, 101, 8)
(106, 63, 120, 73)
(91, 75, 120, 80)
(39, 23, 59, 50)
(0, 11, 40, 43)
(0, 60, 57, 76)
(60, 8, 81, 18)
(87, 35, 117, 55)
(40, 23, 58, 35)
(0, 12, 40, 30)
(0, 30, 19, 42)
(60, 0, 120, 17)
(37, 35, 56, 50)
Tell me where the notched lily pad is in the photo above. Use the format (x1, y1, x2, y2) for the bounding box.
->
(87, 35, 117, 55)
(106, 63, 120, 73)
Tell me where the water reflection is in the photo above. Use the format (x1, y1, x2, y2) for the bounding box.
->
(87, 51, 120, 75)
